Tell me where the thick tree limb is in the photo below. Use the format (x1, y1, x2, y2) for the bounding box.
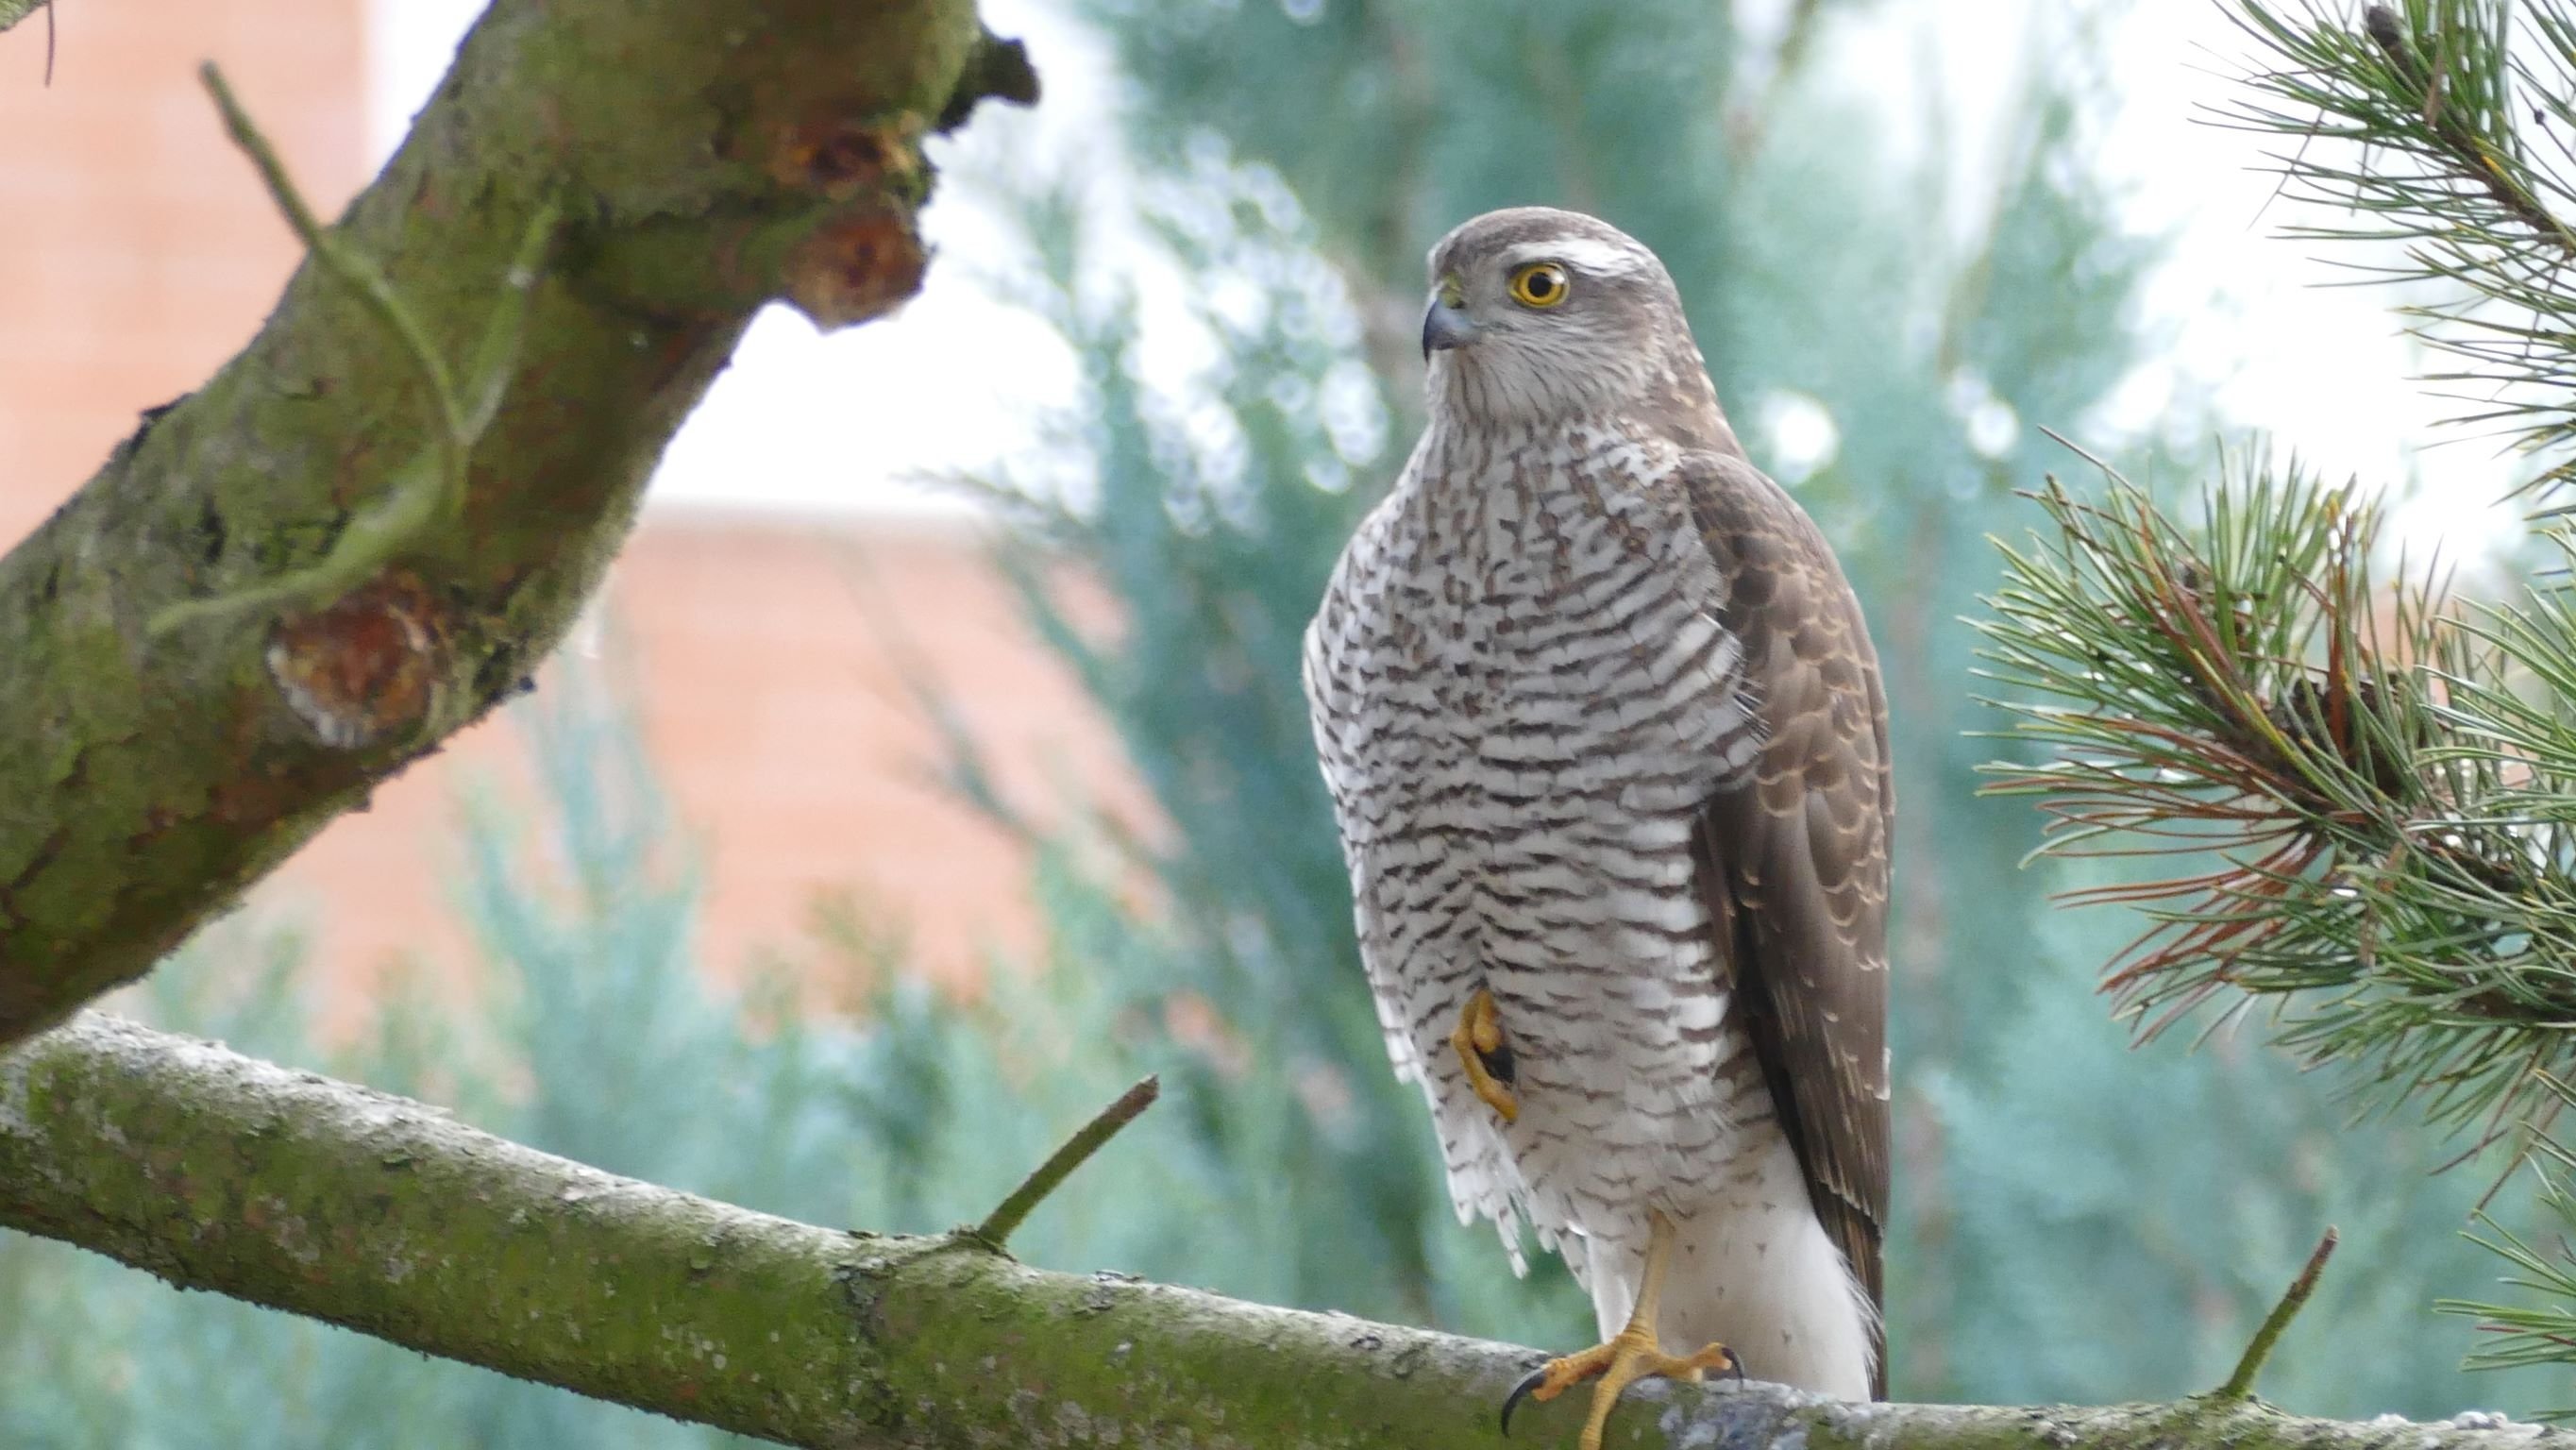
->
(3, 1015, 2564, 1450)
(0, 0, 1031, 1047)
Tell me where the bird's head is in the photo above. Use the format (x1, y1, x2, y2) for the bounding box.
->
(1420, 207, 1726, 445)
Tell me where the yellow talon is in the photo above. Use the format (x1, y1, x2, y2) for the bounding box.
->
(1500, 1209, 1742, 1450)
(1451, 986, 1520, 1123)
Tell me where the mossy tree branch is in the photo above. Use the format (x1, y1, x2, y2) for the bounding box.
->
(0, 1013, 2561, 1450)
(0, 0, 1032, 1048)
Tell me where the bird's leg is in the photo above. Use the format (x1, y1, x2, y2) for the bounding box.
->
(1450, 986, 1519, 1123)
(1501, 1207, 1741, 1450)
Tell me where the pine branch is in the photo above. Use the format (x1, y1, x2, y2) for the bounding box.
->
(2215, 1, 2576, 488)
(5, 1012, 2567, 1450)
(1982, 4, 2576, 1339)
(1976, 457, 2576, 1139)
(1983, 8, 2576, 1328)
(2358, 4, 2576, 258)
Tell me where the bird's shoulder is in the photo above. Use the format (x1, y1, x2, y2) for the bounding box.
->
(1667, 449, 1880, 716)
(1667, 451, 1845, 606)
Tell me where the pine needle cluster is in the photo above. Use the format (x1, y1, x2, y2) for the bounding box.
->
(1978, 0, 2576, 1388)
(2228, 1, 2576, 487)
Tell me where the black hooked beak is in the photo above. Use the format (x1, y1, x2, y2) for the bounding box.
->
(1423, 299, 1480, 359)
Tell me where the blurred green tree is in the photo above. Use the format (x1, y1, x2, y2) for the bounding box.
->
(942, 0, 2561, 1416)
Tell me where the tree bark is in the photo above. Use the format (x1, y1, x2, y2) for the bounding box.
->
(3, 1013, 2560, 1450)
(0, 0, 1033, 1047)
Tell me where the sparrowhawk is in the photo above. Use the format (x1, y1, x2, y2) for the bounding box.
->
(1302, 208, 1892, 1447)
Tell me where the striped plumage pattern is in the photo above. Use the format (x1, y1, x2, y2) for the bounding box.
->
(1302, 208, 1891, 1399)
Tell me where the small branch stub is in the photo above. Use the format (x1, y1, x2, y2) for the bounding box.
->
(972, 1073, 1160, 1250)
(935, 27, 1041, 132)
(264, 574, 447, 750)
(781, 210, 930, 330)
(2216, 1225, 2339, 1401)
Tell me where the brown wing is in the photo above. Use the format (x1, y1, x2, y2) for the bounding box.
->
(1680, 450, 1893, 1397)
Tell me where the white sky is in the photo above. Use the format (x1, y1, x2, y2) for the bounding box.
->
(368, 0, 2520, 536)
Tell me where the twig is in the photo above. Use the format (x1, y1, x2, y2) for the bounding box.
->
(971, 1075, 1160, 1250)
(154, 65, 558, 638)
(2216, 1226, 2340, 1401)
(199, 63, 467, 462)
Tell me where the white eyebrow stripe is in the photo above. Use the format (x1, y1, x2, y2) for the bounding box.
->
(1498, 237, 1651, 277)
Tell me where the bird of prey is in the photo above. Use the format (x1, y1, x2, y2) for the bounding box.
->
(1302, 208, 1892, 1447)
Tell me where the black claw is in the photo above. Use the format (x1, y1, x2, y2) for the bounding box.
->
(1501, 1363, 1552, 1436)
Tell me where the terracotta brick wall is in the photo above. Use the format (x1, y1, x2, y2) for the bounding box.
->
(0, 0, 369, 546)
(1, 2, 1142, 1021)
(255, 513, 1147, 1012)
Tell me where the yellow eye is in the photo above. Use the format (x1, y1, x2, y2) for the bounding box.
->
(1507, 261, 1570, 309)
